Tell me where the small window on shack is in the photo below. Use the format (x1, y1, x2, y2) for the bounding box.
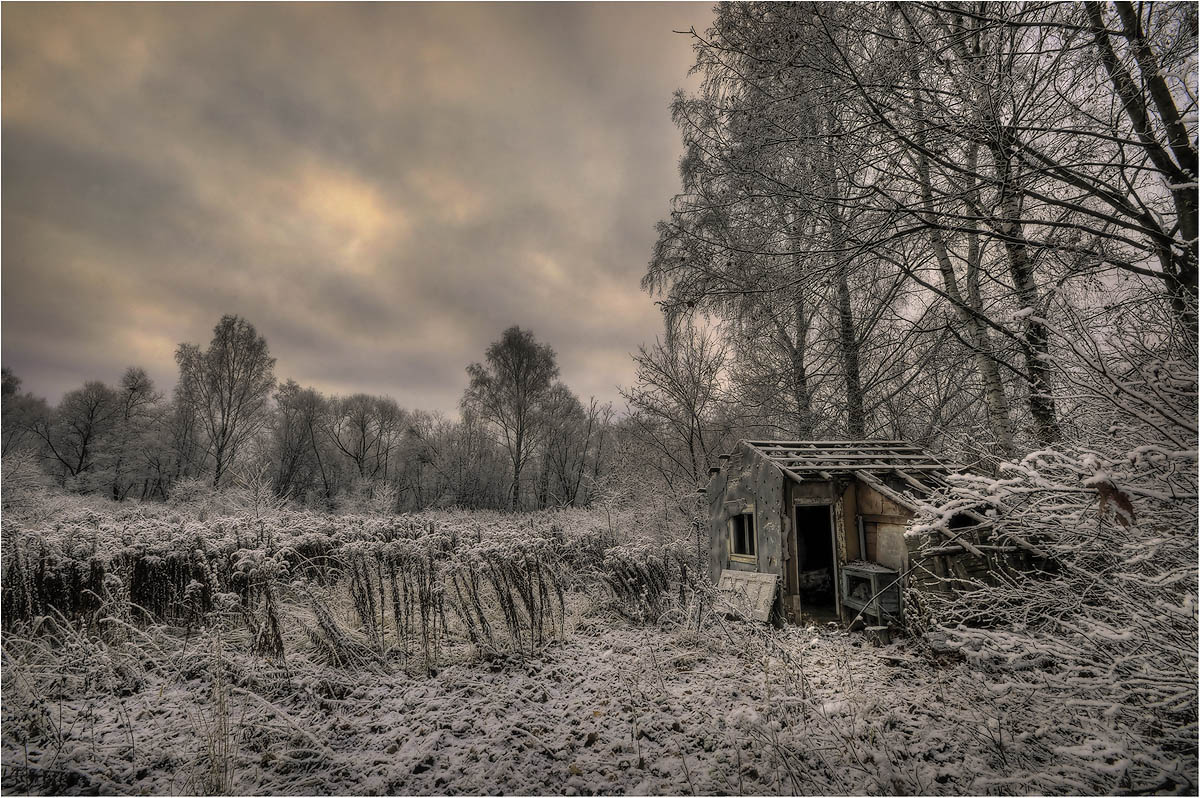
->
(728, 511, 757, 561)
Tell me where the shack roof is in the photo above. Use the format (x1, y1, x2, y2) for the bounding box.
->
(738, 439, 959, 510)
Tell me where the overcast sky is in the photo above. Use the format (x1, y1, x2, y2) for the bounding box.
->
(2, 2, 712, 414)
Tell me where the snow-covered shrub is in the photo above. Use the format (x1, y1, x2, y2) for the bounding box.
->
(905, 443, 1197, 791)
(906, 366, 1197, 791)
(0, 502, 589, 678)
(0, 451, 53, 510)
(166, 476, 217, 507)
(597, 538, 709, 627)
(894, 314, 1200, 791)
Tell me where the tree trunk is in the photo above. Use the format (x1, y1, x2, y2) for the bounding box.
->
(990, 129, 1060, 445)
(511, 426, 524, 511)
(1090, 2, 1199, 333)
(836, 261, 865, 439)
(826, 136, 865, 438)
(789, 221, 814, 438)
(911, 85, 1018, 458)
(212, 447, 226, 488)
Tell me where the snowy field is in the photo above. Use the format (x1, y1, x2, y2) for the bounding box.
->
(2, 497, 1196, 795)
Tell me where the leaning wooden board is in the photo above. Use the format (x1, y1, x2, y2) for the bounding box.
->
(716, 569, 778, 622)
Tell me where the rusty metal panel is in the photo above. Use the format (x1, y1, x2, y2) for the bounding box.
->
(716, 569, 778, 622)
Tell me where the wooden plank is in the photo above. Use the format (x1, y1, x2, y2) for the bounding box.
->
(920, 544, 1021, 556)
(861, 513, 910, 524)
(716, 570, 778, 623)
(767, 453, 941, 461)
(779, 462, 946, 469)
(856, 471, 925, 513)
(892, 469, 937, 493)
(770, 453, 930, 461)
(776, 463, 946, 471)
(746, 440, 914, 447)
(775, 464, 809, 488)
(831, 495, 846, 619)
(843, 482, 860, 561)
(769, 447, 926, 453)
(776, 463, 945, 471)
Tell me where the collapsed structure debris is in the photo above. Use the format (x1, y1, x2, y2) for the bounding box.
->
(705, 440, 1016, 626)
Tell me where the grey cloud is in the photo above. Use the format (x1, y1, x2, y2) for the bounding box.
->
(2, 2, 711, 412)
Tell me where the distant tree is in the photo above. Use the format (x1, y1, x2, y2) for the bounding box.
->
(30, 380, 118, 487)
(175, 315, 276, 487)
(403, 409, 510, 510)
(104, 367, 161, 500)
(270, 380, 331, 502)
(149, 392, 204, 495)
(1, 367, 48, 457)
(2, 367, 18, 399)
(325, 394, 405, 481)
(539, 392, 613, 508)
(534, 384, 585, 508)
(463, 326, 560, 510)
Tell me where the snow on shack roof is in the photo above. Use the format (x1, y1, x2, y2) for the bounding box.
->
(740, 440, 958, 503)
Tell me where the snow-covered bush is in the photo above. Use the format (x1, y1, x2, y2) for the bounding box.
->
(0, 505, 588, 669)
(596, 537, 711, 628)
(901, 327, 1199, 793)
(904, 442, 1197, 792)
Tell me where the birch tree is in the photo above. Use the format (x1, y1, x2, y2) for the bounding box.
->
(462, 326, 559, 510)
(104, 367, 160, 500)
(175, 315, 276, 487)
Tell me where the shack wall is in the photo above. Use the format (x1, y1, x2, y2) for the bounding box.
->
(708, 441, 786, 582)
(853, 479, 914, 572)
(706, 450, 733, 583)
(841, 482, 860, 561)
(708, 443, 964, 626)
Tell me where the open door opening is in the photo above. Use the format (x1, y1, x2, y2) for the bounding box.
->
(794, 505, 837, 618)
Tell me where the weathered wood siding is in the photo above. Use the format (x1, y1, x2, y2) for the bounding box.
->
(852, 480, 914, 572)
(707, 441, 785, 582)
(841, 482, 859, 561)
(706, 454, 731, 583)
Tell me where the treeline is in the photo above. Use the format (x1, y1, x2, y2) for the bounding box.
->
(629, 1, 1196, 473)
(5, 3, 1195, 515)
(2, 318, 625, 512)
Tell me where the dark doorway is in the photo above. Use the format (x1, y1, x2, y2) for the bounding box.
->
(795, 505, 836, 610)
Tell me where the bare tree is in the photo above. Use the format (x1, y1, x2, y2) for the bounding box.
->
(462, 326, 560, 510)
(271, 379, 332, 502)
(175, 315, 276, 487)
(1, 367, 48, 457)
(105, 367, 161, 500)
(326, 394, 387, 479)
(30, 380, 118, 487)
(621, 322, 732, 495)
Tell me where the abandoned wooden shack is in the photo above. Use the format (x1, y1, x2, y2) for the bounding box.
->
(705, 440, 968, 626)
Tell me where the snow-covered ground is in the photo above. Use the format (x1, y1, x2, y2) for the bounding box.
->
(6, 603, 1193, 796)
(3, 499, 1195, 795)
(0, 607, 916, 795)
